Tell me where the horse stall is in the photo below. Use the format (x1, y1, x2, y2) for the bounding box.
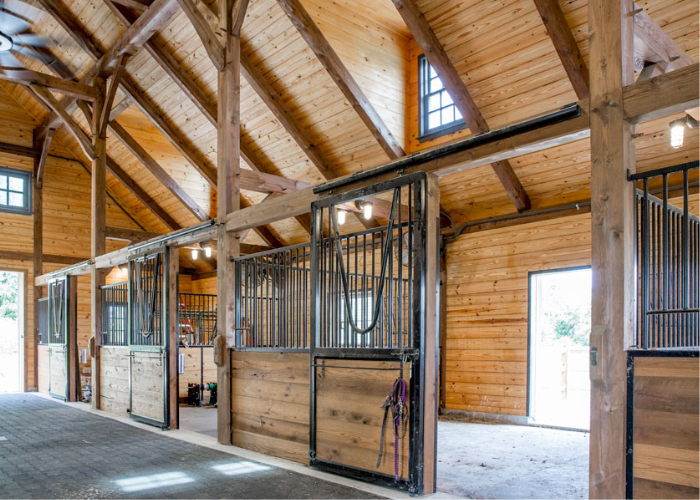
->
(626, 163, 700, 499)
(97, 250, 177, 429)
(227, 173, 439, 494)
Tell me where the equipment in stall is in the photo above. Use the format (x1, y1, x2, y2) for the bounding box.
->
(186, 382, 217, 407)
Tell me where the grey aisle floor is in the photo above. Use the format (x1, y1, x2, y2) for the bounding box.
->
(437, 419, 589, 499)
(0, 394, 379, 499)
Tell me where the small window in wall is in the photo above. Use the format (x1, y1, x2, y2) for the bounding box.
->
(418, 55, 465, 141)
(0, 167, 31, 215)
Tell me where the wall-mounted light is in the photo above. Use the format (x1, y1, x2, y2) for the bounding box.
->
(337, 209, 347, 225)
(191, 248, 199, 260)
(203, 243, 212, 258)
(669, 114, 699, 149)
(361, 201, 372, 220)
(120, 265, 128, 278)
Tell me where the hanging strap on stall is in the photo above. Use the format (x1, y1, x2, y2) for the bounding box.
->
(330, 188, 400, 335)
(377, 368, 408, 481)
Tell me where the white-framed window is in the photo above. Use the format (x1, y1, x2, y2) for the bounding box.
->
(419, 55, 465, 141)
(0, 167, 31, 215)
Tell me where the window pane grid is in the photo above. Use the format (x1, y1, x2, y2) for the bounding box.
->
(0, 167, 31, 215)
(419, 56, 464, 136)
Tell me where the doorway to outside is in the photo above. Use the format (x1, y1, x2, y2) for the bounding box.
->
(0, 270, 23, 393)
(529, 267, 591, 430)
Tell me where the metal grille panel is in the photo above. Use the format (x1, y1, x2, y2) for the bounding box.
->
(178, 292, 217, 346)
(129, 253, 164, 346)
(102, 282, 128, 346)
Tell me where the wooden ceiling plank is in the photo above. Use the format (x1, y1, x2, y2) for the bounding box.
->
(106, 156, 181, 230)
(110, 0, 150, 11)
(104, 1, 218, 126)
(533, 0, 590, 100)
(0, 68, 96, 101)
(391, 0, 531, 212)
(108, 120, 210, 221)
(34, 0, 103, 60)
(276, 0, 405, 159)
(176, 0, 224, 71)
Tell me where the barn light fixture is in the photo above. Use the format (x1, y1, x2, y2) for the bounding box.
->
(191, 248, 199, 260)
(669, 114, 699, 149)
(337, 209, 347, 225)
(120, 265, 128, 278)
(0, 32, 12, 52)
(360, 201, 373, 220)
(203, 243, 212, 258)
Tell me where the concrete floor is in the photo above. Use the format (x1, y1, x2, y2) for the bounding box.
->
(179, 405, 217, 437)
(0, 394, 379, 499)
(436, 420, 589, 499)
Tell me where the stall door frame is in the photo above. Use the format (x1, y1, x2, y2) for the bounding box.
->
(309, 171, 436, 494)
(127, 248, 173, 429)
(47, 276, 70, 401)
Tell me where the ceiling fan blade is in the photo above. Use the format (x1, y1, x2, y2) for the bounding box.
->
(0, 51, 22, 69)
(0, 7, 31, 35)
(12, 32, 49, 49)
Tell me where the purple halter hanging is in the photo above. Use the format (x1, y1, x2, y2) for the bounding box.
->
(377, 377, 408, 481)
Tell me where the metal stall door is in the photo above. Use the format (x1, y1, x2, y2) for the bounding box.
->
(309, 172, 431, 494)
(128, 251, 169, 428)
(47, 277, 70, 400)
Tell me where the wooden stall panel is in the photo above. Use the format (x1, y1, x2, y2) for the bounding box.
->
(37, 345, 49, 394)
(230, 352, 309, 463)
(100, 346, 130, 417)
(49, 347, 67, 399)
(633, 356, 699, 499)
(178, 347, 217, 399)
(130, 352, 165, 423)
(315, 359, 410, 479)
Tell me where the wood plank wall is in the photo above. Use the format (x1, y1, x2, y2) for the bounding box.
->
(100, 346, 130, 417)
(632, 355, 699, 499)
(230, 351, 310, 463)
(444, 212, 591, 415)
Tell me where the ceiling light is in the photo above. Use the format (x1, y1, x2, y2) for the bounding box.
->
(670, 119, 685, 149)
(0, 32, 13, 52)
(191, 248, 199, 260)
(337, 209, 346, 225)
(362, 201, 373, 220)
(203, 244, 212, 258)
(120, 265, 128, 278)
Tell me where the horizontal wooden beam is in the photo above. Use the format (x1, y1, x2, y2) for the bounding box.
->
(0, 250, 86, 266)
(0, 68, 96, 100)
(624, 63, 699, 123)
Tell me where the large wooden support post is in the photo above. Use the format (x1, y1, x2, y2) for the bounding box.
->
(67, 275, 79, 402)
(423, 174, 440, 494)
(91, 76, 107, 409)
(438, 241, 447, 412)
(588, 1, 636, 497)
(32, 139, 43, 392)
(166, 245, 179, 429)
(215, 0, 248, 446)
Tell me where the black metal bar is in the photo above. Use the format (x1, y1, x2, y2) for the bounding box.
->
(314, 103, 582, 194)
(628, 160, 699, 181)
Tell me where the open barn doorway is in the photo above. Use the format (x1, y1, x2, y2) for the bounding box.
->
(0, 270, 23, 393)
(176, 242, 219, 437)
(529, 267, 591, 430)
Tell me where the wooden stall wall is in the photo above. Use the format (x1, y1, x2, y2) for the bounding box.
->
(230, 352, 309, 463)
(179, 347, 217, 400)
(37, 344, 49, 394)
(444, 213, 591, 416)
(100, 346, 130, 417)
(630, 355, 699, 499)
